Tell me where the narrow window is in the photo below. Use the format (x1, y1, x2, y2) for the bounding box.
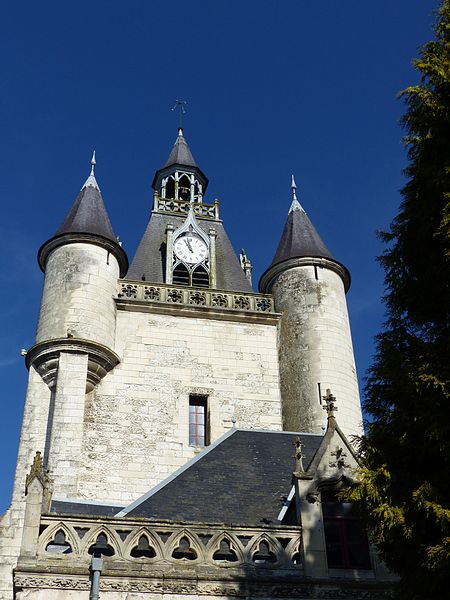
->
(189, 395, 209, 447)
(318, 382, 322, 405)
(322, 491, 371, 569)
(314, 265, 319, 280)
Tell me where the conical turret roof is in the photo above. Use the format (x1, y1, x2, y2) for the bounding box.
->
(270, 199, 335, 267)
(269, 176, 335, 267)
(164, 128, 197, 168)
(259, 177, 350, 292)
(55, 153, 116, 241)
(38, 153, 128, 276)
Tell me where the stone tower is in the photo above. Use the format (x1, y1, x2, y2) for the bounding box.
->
(259, 177, 363, 437)
(27, 154, 128, 497)
(0, 131, 383, 600)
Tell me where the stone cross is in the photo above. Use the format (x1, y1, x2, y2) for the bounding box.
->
(323, 388, 338, 421)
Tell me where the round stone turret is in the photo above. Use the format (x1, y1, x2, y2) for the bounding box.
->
(32, 156, 127, 390)
(259, 178, 363, 438)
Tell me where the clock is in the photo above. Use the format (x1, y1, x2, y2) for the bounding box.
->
(174, 234, 208, 265)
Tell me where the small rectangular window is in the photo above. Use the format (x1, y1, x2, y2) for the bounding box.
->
(189, 395, 209, 447)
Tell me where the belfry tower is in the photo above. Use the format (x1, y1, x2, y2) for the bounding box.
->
(0, 128, 385, 600)
(260, 177, 363, 436)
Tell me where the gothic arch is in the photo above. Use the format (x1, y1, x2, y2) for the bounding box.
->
(39, 522, 79, 556)
(247, 533, 282, 565)
(207, 532, 244, 565)
(165, 529, 203, 562)
(80, 526, 123, 558)
(124, 527, 163, 560)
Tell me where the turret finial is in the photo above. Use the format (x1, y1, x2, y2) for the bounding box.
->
(289, 174, 304, 213)
(291, 174, 297, 201)
(81, 150, 100, 191)
(90, 150, 96, 175)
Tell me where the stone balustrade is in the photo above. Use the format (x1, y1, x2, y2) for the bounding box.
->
(32, 514, 302, 570)
(154, 196, 220, 220)
(116, 281, 275, 315)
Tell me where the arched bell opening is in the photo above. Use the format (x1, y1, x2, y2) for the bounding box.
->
(192, 265, 209, 288)
(165, 176, 175, 199)
(173, 263, 190, 286)
(178, 174, 191, 201)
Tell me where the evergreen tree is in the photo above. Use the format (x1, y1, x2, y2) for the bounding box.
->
(347, 2, 450, 598)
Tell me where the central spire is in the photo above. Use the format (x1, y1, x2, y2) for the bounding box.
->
(164, 128, 198, 168)
(152, 129, 209, 198)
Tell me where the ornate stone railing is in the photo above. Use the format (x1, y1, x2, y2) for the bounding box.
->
(32, 515, 302, 570)
(116, 281, 275, 314)
(15, 516, 393, 598)
(154, 196, 220, 220)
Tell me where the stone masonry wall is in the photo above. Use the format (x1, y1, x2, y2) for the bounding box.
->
(272, 265, 363, 439)
(75, 310, 282, 505)
(0, 368, 51, 600)
(36, 243, 119, 348)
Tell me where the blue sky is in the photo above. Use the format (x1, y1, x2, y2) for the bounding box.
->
(0, 0, 437, 512)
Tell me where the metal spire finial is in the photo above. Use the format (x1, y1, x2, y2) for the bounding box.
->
(90, 150, 96, 176)
(172, 99, 188, 130)
(81, 150, 100, 191)
(289, 174, 304, 214)
(291, 174, 297, 201)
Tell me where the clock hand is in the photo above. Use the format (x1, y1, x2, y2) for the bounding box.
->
(185, 237, 193, 252)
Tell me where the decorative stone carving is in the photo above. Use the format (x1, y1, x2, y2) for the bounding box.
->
(189, 291, 206, 306)
(233, 295, 250, 310)
(118, 284, 138, 298)
(144, 286, 161, 301)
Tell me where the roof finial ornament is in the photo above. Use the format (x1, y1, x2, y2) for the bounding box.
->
(291, 174, 297, 201)
(90, 150, 96, 175)
(81, 150, 100, 191)
(323, 388, 338, 426)
(172, 99, 188, 131)
(289, 174, 304, 214)
(293, 437, 306, 474)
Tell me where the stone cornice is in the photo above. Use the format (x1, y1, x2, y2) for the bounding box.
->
(259, 256, 351, 294)
(38, 232, 128, 278)
(25, 338, 120, 392)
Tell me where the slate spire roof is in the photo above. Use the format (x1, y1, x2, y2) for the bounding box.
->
(164, 128, 197, 168)
(55, 152, 117, 242)
(259, 176, 350, 292)
(38, 152, 128, 276)
(269, 176, 335, 267)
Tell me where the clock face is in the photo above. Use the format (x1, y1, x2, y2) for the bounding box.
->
(174, 234, 208, 264)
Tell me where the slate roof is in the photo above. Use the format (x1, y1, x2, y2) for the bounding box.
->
(50, 500, 125, 517)
(127, 211, 253, 292)
(55, 177, 117, 243)
(269, 201, 336, 268)
(164, 129, 197, 168)
(119, 429, 323, 525)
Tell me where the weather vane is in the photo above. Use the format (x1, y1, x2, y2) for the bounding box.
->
(172, 99, 188, 129)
